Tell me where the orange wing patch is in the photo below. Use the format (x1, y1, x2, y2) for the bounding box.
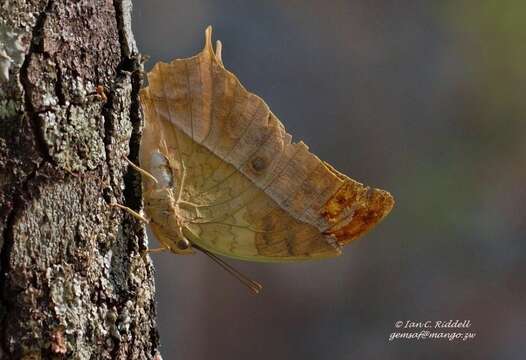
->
(322, 180, 394, 245)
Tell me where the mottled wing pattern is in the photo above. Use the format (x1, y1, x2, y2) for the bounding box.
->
(139, 27, 394, 262)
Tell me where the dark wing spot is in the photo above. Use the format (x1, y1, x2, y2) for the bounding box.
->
(251, 156, 267, 172)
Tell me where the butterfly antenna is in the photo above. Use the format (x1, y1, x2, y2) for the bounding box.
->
(193, 244, 262, 295)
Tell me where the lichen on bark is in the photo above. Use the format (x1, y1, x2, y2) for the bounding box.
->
(0, 1, 160, 359)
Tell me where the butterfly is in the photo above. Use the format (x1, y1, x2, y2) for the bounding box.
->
(115, 26, 394, 293)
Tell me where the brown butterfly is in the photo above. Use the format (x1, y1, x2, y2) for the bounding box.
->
(115, 26, 394, 293)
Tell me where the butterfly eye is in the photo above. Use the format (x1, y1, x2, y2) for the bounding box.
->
(176, 238, 190, 250)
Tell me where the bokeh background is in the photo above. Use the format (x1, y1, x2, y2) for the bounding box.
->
(132, 1, 526, 359)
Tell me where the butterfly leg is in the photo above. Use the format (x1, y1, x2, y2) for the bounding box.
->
(111, 203, 150, 223)
(125, 157, 158, 184)
(177, 200, 201, 208)
(140, 245, 169, 259)
(176, 161, 187, 203)
(159, 138, 180, 168)
(145, 246, 168, 254)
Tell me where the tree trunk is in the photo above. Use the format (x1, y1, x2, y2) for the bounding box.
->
(0, 1, 160, 359)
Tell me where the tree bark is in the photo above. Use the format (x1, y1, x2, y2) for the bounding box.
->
(0, 1, 160, 359)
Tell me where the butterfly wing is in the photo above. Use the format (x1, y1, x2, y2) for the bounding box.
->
(139, 27, 394, 262)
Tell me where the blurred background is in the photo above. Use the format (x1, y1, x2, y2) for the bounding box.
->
(132, 1, 526, 359)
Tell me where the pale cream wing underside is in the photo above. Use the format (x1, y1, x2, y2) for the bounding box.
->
(139, 27, 394, 262)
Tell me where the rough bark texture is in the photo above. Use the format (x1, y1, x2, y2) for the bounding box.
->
(0, 1, 160, 359)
